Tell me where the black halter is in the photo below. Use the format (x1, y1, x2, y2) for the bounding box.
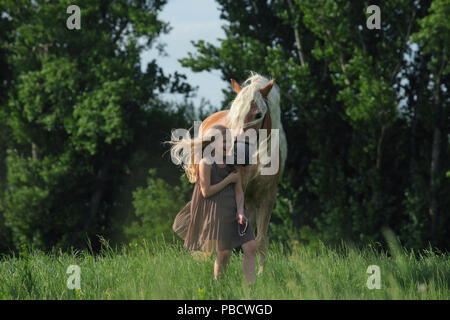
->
(256, 100, 270, 143)
(257, 109, 268, 140)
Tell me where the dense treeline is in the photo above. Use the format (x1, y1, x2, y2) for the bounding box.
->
(0, 0, 202, 252)
(180, 0, 450, 250)
(0, 0, 448, 254)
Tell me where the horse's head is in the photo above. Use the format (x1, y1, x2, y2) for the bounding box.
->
(226, 73, 276, 138)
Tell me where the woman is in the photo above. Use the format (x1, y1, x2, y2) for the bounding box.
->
(171, 124, 257, 284)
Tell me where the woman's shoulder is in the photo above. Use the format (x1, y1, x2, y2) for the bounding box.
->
(199, 158, 216, 176)
(199, 157, 215, 167)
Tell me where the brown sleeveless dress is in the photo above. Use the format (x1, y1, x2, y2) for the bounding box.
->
(172, 160, 254, 252)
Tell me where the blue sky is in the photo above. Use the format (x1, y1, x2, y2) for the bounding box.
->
(140, 0, 227, 107)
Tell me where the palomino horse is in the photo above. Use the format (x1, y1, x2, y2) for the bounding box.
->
(198, 72, 288, 274)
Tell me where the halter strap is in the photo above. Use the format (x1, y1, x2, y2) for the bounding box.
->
(257, 109, 268, 141)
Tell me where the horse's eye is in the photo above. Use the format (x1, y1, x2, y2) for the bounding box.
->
(255, 112, 262, 119)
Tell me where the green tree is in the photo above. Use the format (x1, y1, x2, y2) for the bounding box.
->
(180, 0, 450, 249)
(412, 0, 450, 245)
(1, 0, 194, 251)
(125, 168, 192, 243)
(0, 0, 15, 252)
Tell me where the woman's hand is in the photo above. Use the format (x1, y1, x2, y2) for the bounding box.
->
(237, 213, 248, 225)
(226, 170, 240, 184)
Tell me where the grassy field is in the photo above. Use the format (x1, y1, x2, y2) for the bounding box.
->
(0, 237, 449, 300)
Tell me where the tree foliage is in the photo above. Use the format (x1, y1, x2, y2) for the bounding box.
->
(0, 0, 194, 251)
(181, 0, 450, 249)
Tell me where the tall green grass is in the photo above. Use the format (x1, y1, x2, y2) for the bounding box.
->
(0, 236, 449, 300)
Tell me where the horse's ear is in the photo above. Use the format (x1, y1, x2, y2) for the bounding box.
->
(260, 79, 275, 99)
(230, 79, 241, 94)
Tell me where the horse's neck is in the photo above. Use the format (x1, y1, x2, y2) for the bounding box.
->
(268, 105, 282, 130)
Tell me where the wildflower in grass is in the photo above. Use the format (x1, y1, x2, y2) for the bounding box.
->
(75, 288, 82, 299)
(286, 280, 296, 290)
(105, 288, 112, 300)
(417, 283, 427, 293)
(197, 288, 207, 300)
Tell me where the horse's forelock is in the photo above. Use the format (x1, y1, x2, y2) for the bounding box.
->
(227, 73, 273, 130)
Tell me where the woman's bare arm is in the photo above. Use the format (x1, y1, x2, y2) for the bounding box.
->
(234, 170, 245, 217)
(199, 158, 238, 198)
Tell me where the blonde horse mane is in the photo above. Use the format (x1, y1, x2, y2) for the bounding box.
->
(226, 71, 281, 131)
(226, 72, 284, 176)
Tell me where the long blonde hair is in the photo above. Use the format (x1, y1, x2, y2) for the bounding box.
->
(167, 124, 229, 183)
